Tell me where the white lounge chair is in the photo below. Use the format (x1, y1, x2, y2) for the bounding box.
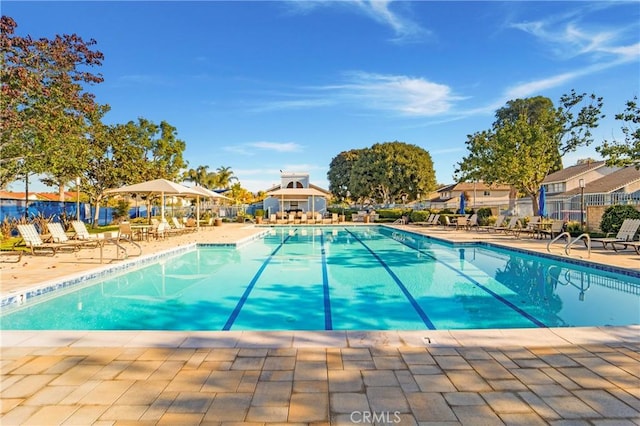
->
(592, 219, 640, 250)
(17, 224, 77, 255)
(47, 222, 98, 249)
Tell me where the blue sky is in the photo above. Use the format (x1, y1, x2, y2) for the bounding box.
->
(6, 1, 640, 192)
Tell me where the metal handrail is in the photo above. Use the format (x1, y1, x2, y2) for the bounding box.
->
(565, 233, 591, 258)
(547, 232, 570, 253)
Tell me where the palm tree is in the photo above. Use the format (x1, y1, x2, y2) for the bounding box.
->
(183, 165, 209, 186)
(214, 166, 238, 189)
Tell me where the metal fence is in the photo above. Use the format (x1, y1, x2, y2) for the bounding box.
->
(546, 192, 640, 222)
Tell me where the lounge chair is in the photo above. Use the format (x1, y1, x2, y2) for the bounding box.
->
(483, 215, 506, 233)
(413, 213, 434, 226)
(466, 214, 478, 231)
(47, 222, 98, 249)
(331, 213, 339, 224)
(494, 217, 521, 235)
(171, 217, 194, 234)
(417, 214, 439, 227)
(443, 215, 457, 229)
(591, 219, 640, 250)
(17, 224, 77, 255)
(611, 239, 640, 254)
(71, 220, 102, 241)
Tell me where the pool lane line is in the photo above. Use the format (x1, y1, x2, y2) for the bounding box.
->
(388, 230, 547, 328)
(222, 232, 295, 331)
(344, 228, 436, 330)
(319, 232, 333, 330)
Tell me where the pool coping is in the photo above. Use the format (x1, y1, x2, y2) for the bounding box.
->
(2, 326, 638, 348)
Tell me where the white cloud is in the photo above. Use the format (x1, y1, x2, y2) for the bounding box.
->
(223, 141, 303, 156)
(249, 141, 302, 152)
(248, 98, 334, 113)
(333, 71, 462, 117)
(511, 15, 639, 62)
(285, 0, 426, 42)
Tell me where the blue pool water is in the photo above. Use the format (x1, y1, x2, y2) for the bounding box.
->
(2, 226, 639, 330)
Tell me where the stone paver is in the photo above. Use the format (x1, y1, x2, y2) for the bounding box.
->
(2, 224, 639, 424)
(3, 335, 638, 424)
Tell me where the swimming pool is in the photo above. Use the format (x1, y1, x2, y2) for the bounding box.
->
(2, 226, 639, 330)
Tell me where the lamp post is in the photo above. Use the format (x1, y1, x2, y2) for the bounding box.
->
(579, 178, 585, 231)
(76, 177, 81, 221)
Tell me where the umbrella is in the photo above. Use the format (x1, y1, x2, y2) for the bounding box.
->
(538, 186, 546, 217)
(105, 178, 201, 222)
(458, 193, 466, 215)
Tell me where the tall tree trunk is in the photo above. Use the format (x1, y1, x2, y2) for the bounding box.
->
(92, 201, 101, 227)
(530, 193, 539, 217)
(58, 183, 65, 202)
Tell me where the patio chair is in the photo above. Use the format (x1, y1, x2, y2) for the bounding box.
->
(538, 220, 565, 239)
(331, 213, 339, 224)
(455, 216, 469, 230)
(591, 219, 640, 250)
(518, 216, 541, 238)
(300, 213, 308, 224)
(17, 224, 77, 255)
(413, 213, 434, 226)
(47, 222, 99, 249)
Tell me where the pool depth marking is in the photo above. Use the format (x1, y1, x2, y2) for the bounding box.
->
(388, 229, 547, 328)
(222, 232, 294, 330)
(320, 232, 333, 330)
(345, 228, 436, 330)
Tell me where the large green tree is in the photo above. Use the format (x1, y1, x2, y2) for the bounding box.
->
(597, 97, 640, 168)
(456, 91, 604, 214)
(347, 141, 436, 205)
(0, 16, 104, 193)
(327, 149, 363, 202)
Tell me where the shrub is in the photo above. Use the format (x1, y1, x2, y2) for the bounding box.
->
(476, 207, 492, 226)
(409, 210, 430, 223)
(600, 205, 640, 234)
(254, 209, 265, 219)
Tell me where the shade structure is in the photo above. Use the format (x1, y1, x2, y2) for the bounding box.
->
(187, 186, 232, 229)
(538, 186, 546, 217)
(267, 188, 329, 197)
(459, 193, 466, 214)
(188, 185, 231, 201)
(105, 178, 202, 221)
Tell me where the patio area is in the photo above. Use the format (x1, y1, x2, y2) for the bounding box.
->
(1, 223, 639, 424)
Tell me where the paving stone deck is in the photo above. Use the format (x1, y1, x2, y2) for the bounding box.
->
(2, 223, 639, 424)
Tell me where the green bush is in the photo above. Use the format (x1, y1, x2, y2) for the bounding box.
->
(254, 209, 265, 219)
(376, 208, 406, 219)
(600, 205, 640, 234)
(409, 210, 430, 222)
(476, 207, 492, 226)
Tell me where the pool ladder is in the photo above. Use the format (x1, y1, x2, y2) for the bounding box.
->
(547, 232, 591, 258)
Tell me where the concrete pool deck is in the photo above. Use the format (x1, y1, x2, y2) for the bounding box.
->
(1, 223, 639, 424)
